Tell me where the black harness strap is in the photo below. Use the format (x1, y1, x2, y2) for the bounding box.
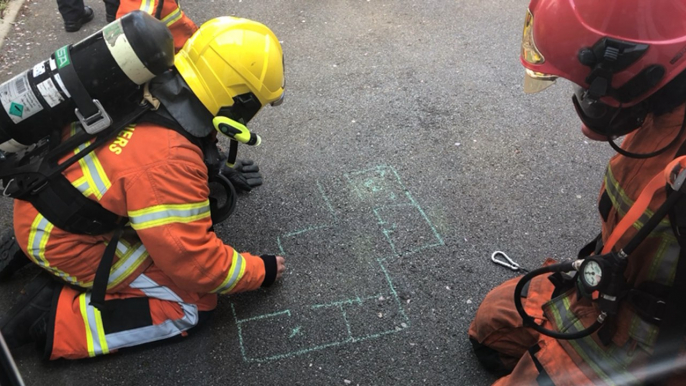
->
(154, 0, 165, 19)
(89, 222, 125, 311)
(646, 188, 686, 385)
(28, 171, 121, 235)
(56, 50, 100, 123)
(644, 138, 686, 385)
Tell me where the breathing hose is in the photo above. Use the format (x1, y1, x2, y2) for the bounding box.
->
(513, 261, 605, 340)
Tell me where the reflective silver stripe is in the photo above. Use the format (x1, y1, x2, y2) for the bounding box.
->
(73, 176, 89, 195)
(107, 242, 149, 288)
(27, 215, 82, 286)
(100, 274, 199, 350)
(604, 167, 671, 230)
(80, 292, 109, 356)
(76, 142, 110, 200)
(139, 0, 154, 14)
(128, 201, 210, 230)
(211, 250, 245, 294)
(650, 237, 680, 285)
(161, 6, 183, 26)
(28, 215, 52, 267)
(547, 294, 639, 385)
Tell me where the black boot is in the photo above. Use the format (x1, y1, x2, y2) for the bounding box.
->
(0, 271, 61, 349)
(64, 6, 95, 33)
(0, 230, 30, 280)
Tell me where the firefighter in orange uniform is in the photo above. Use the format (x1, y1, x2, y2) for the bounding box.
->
(0, 16, 286, 360)
(116, 0, 197, 51)
(469, 0, 686, 384)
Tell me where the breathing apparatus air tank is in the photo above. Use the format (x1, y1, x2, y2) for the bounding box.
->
(0, 10, 174, 153)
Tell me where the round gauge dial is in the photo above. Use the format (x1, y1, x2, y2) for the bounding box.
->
(582, 260, 603, 288)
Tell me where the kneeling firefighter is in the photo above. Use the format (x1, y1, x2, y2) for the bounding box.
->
(469, 0, 686, 385)
(0, 11, 287, 360)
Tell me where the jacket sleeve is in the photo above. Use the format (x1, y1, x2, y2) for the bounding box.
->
(124, 155, 266, 294)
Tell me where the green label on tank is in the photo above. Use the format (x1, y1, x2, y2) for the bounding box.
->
(55, 46, 70, 69)
(9, 102, 24, 117)
(103, 21, 124, 47)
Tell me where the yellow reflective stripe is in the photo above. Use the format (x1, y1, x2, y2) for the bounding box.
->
(139, 0, 155, 13)
(79, 294, 96, 357)
(79, 293, 110, 356)
(27, 214, 92, 287)
(27, 214, 50, 267)
(107, 242, 149, 289)
(128, 201, 211, 230)
(93, 306, 110, 355)
(73, 175, 90, 195)
(212, 250, 246, 294)
(70, 123, 111, 200)
(605, 166, 670, 228)
(76, 150, 111, 200)
(161, 6, 183, 26)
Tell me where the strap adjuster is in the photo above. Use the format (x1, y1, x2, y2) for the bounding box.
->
(74, 99, 112, 134)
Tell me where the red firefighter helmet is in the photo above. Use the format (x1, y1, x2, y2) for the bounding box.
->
(521, 0, 686, 137)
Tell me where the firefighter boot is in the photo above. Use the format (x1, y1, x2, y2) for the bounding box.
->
(0, 230, 30, 280)
(0, 271, 61, 349)
(64, 6, 94, 33)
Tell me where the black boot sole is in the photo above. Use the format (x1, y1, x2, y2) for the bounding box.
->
(64, 6, 95, 33)
(0, 271, 59, 349)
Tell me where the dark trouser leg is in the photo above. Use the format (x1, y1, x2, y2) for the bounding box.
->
(102, 0, 120, 22)
(55, 0, 86, 22)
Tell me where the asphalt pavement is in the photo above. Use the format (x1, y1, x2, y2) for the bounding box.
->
(0, 0, 616, 385)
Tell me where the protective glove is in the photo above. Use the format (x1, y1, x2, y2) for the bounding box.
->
(221, 159, 263, 192)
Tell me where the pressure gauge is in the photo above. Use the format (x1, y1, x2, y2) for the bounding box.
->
(579, 258, 604, 291)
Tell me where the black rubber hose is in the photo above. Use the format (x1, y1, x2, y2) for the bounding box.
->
(513, 262, 605, 340)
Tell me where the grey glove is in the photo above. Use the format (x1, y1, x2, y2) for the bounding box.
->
(221, 159, 263, 192)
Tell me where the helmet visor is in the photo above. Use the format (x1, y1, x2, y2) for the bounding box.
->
(523, 69, 557, 94)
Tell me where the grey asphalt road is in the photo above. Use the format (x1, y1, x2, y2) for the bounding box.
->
(0, 0, 616, 385)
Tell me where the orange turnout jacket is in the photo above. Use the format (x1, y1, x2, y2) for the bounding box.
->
(13, 121, 267, 359)
(470, 104, 686, 385)
(117, 0, 197, 51)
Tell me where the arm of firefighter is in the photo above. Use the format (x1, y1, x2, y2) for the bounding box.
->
(125, 158, 268, 294)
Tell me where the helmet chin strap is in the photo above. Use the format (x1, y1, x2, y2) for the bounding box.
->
(606, 106, 686, 159)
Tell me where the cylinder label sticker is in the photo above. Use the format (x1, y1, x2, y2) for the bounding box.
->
(0, 72, 43, 123)
(55, 46, 71, 69)
(103, 20, 124, 46)
(37, 78, 64, 108)
(53, 73, 71, 98)
(32, 62, 46, 78)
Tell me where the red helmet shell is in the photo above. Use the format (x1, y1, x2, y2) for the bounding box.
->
(523, 0, 686, 106)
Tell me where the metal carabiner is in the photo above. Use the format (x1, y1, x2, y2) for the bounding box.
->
(491, 251, 521, 271)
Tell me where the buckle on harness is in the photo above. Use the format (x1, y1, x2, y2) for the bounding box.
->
(627, 288, 667, 325)
(74, 99, 112, 135)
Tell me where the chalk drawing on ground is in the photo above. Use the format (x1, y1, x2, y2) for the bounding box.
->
(231, 165, 444, 362)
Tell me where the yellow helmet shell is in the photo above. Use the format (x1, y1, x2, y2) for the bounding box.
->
(174, 16, 285, 116)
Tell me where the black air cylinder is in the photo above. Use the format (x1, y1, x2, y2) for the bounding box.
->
(0, 10, 174, 152)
